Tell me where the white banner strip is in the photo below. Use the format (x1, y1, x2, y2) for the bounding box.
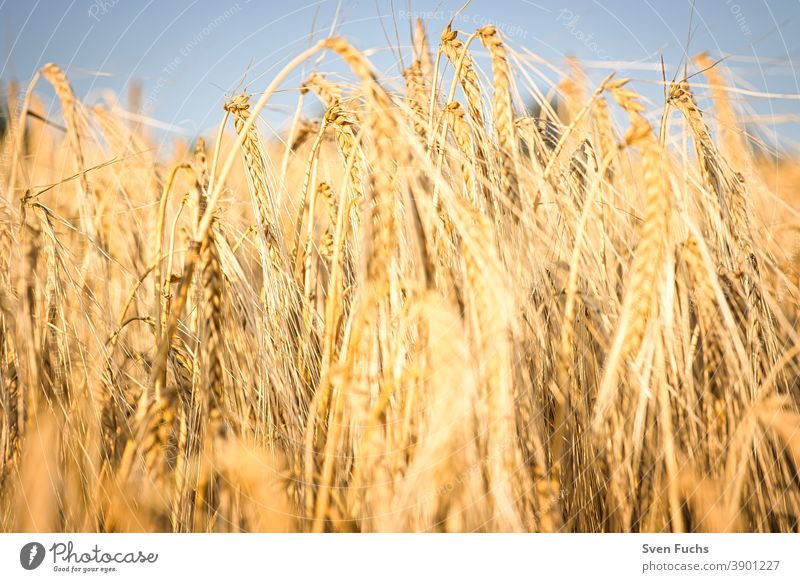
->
(1, 534, 797, 581)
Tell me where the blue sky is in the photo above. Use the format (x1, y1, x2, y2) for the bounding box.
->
(1, 0, 798, 149)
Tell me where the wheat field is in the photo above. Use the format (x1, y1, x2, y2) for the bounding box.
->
(1, 20, 800, 533)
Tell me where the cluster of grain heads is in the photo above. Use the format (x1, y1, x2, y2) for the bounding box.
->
(224, 92, 313, 444)
(440, 24, 484, 127)
(1, 20, 799, 534)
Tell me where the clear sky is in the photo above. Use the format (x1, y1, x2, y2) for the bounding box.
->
(1, 0, 798, 150)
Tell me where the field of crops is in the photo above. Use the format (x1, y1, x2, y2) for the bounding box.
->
(1, 20, 799, 532)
